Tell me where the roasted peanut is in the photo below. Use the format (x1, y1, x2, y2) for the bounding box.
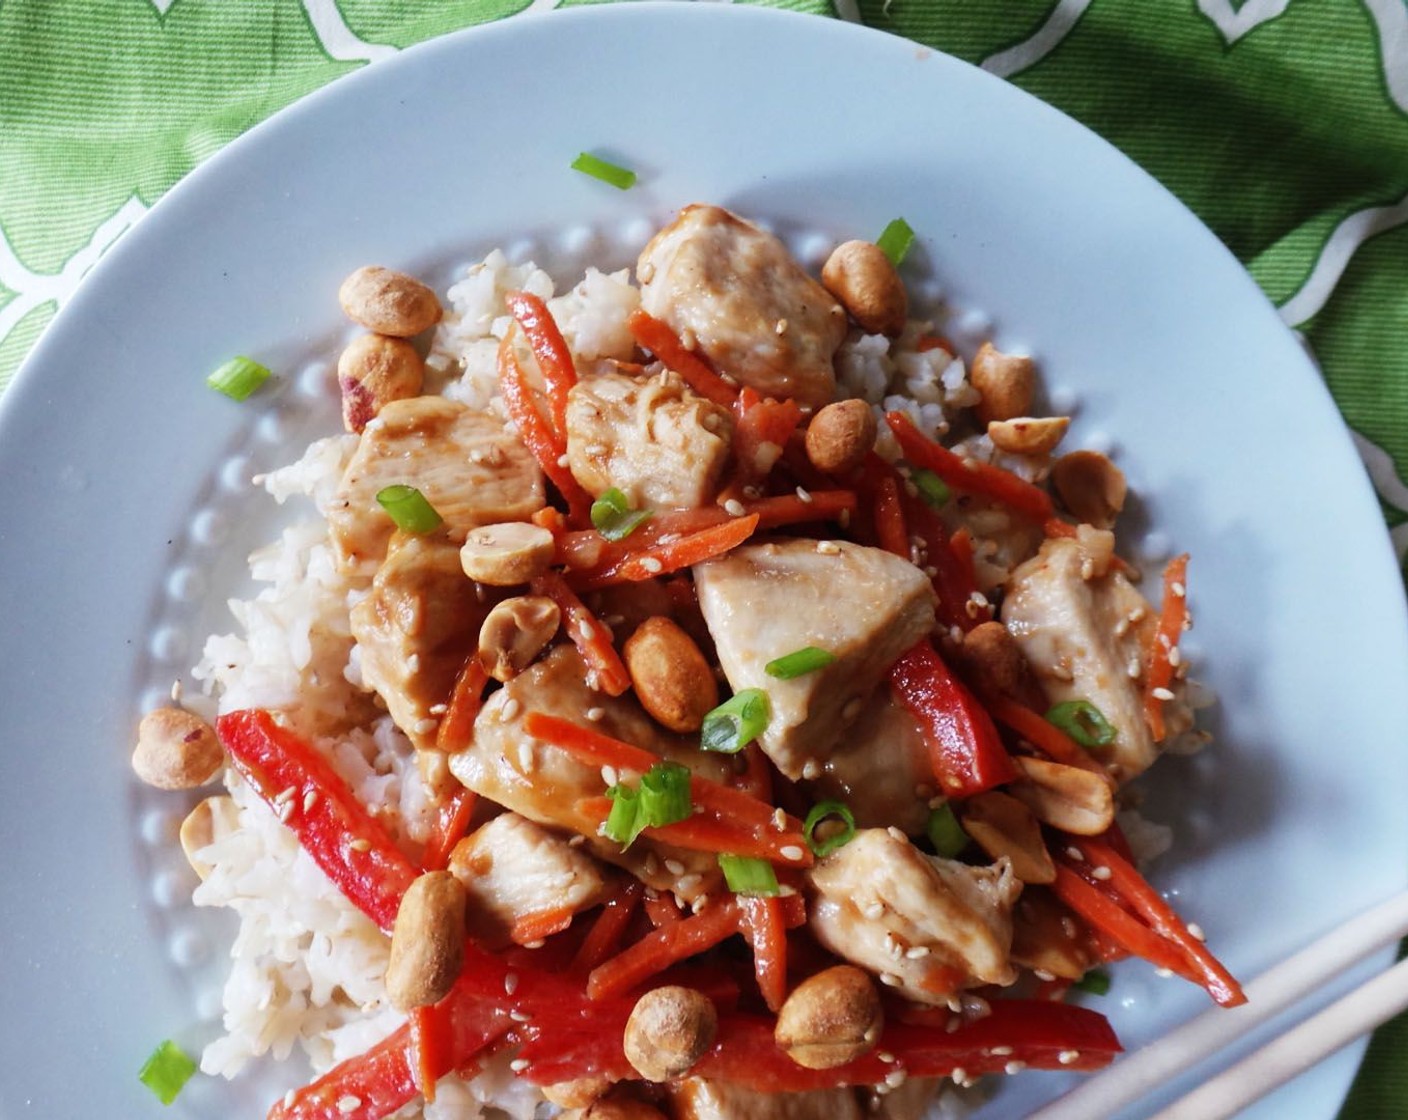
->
(1009, 755, 1115, 836)
(569, 1097, 669, 1120)
(774, 965, 883, 1070)
(969, 342, 1036, 424)
(821, 240, 908, 337)
(132, 707, 224, 790)
(478, 595, 561, 682)
(179, 795, 236, 880)
(541, 1077, 613, 1111)
(959, 621, 1037, 703)
(459, 522, 555, 586)
(338, 333, 424, 433)
(623, 986, 717, 1082)
(623, 616, 719, 733)
(1051, 450, 1127, 529)
(987, 415, 1070, 457)
(338, 265, 443, 337)
(959, 791, 1056, 885)
(804, 399, 878, 475)
(385, 870, 467, 1011)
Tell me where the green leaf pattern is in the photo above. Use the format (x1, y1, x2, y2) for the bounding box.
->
(1, 3, 1407, 1107)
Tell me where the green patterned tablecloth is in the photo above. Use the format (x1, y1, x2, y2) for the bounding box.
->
(2, 1, 1406, 1115)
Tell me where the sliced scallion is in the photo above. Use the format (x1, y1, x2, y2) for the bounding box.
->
(803, 800, 856, 858)
(206, 355, 271, 401)
(604, 783, 647, 849)
(571, 152, 637, 190)
(138, 1039, 198, 1105)
(1074, 968, 1112, 996)
(376, 485, 443, 534)
(590, 487, 651, 541)
(718, 853, 780, 897)
(912, 468, 951, 509)
(1046, 700, 1117, 750)
(639, 760, 692, 829)
(700, 689, 770, 754)
(927, 803, 968, 858)
(875, 218, 916, 267)
(765, 646, 837, 680)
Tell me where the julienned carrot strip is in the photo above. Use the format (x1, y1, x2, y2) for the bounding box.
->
(527, 712, 807, 838)
(530, 572, 631, 696)
(873, 474, 909, 558)
(422, 787, 478, 872)
(532, 506, 569, 535)
(1073, 835, 1245, 1007)
(627, 309, 740, 407)
(1050, 865, 1201, 985)
(588, 898, 743, 1000)
(511, 905, 579, 946)
(886, 410, 1055, 523)
(1144, 554, 1190, 741)
(497, 334, 592, 523)
(409, 1007, 440, 1104)
(738, 896, 789, 1012)
(572, 880, 643, 972)
(573, 514, 760, 590)
(435, 657, 490, 754)
(645, 892, 684, 927)
(574, 796, 812, 867)
(986, 695, 1109, 776)
(505, 290, 577, 439)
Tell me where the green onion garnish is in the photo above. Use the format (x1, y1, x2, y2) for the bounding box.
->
(376, 485, 443, 534)
(700, 689, 771, 754)
(875, 218, 916, 267)
(718, 853, 781, 896)
(1046, 700, 1117, 750)
(765, 646, 837, 680)
(912, 468, 951, 509)
(803, 800, 856, 858)
(927, 803, 968, 858)
(206, 355, 271, 401)
(1074, 968, 1112, 996)
(138, 1039, 198, 1105)
(639, 760, 692, 829)
(590, 487, 652, 542)
(605, 782, 647, 849)
(571, 152, 637, 190)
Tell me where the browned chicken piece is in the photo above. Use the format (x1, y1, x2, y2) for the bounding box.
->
(1010, 886, 1096, 982)
(693, 540, 936, 780)
(329, 396, 544, 572)
(349, 532, 488, 750)
(863, 1078, 945, 1120)
(447, 646, 734, 901)
(448, 812, 608, 948)
(807, 690, 932, 836)
(638, 205, 847, 410)
(1001, 529, 1166, 781)
(566, 369, 734, 509)
(808, 828, 1021, 1005)
(670, 1079, 863, 1120)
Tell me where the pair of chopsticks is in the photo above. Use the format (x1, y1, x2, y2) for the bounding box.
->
(1027, 890, 1408, 1120)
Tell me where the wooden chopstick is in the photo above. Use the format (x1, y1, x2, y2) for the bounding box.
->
(1026, 889, 1408, 1120)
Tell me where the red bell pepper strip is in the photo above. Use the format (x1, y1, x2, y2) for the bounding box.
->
(888, 642, 1019, 797)
(504, 290, 577, 440)
(737, 895, 790, 1012)
(886, 410, 1055, 523)
(530, 571, 632, 696)
(627, 309, 740, 407)
(873, 473, 909, 558)
(216, 710, 417, 936)
(1144, 553, 1190, 740)
(497, 333, 592, 524)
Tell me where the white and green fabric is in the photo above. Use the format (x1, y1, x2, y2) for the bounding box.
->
(2, 1, 1406, 1114)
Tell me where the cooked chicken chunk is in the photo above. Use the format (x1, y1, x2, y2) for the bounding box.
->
(349, 532, 487, 749)
(638, 205, 847, 410)
(808, 829, 1021, 1004)
(447, 646, 733, 900)
(864, 1078, 944, 1120)
(808, 690, 932, 835)
(448, 812, 608, 947)
(671, 1079, 863, 1120)
(329, 396, 544, 572)
(1001, 531, 1161, 781)
(566, 369, 733, 510)
(694, 540, 936, 780)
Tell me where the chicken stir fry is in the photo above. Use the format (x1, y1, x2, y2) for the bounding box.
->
(150, 210, 1239, 1120)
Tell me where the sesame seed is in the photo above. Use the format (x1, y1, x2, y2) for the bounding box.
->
(796, 486, 814, 503)
(601, 765, 618, 787)
(274, 785, 297, 806)
(1188, 922, 1207, 942)
(524, 939, 545, 949)
(1065, 848, 1084, 864)
(1127, 657, 1143, 680)
(640, 556, 664, 574)
(337, 1096, 362, 1113)
(950, 1067, 967, 1084)
(879, 972, 901, 987)
(863, 902, 885, 920)
(1113, 617, 1130, 637)
(1091, 865, 1113, 881)
(278, 800, 295, 823)
(585, 706, 606, 722)
(664, 859, 686, 876)
(1169, 646, 1183, 667)
(801, 760, 821, 780)
(691, 894, 711, 913)
(990, 1046, 1013, 1057)
(1034, 969, 1056, 982)
(778, 883, 797, 897)
(773, 807, 788, 831)
(556, 453, 570, 468)
(568, 834, 586, 847)
(1172, 581, 1186, 598)
(517, 742, 536, 772)
(1058, 1050, 1081, 1065)
(510, 1058, 531, 1072)
(349, 838, 371, 852)
(680, 328, 697, 350)
(1129, 606, 1147, 623)
(1061, 917, 1079, 938)
(677, 873, 702, 893)
(842, 697, 863, 721)
(1156, 967, 1174, 978)
(510, 1009, 532, 1022)
(303, 790, 319, 812)
(946, 997, 964, 1014)
(585, 443, 609, 457)
(885, 1069, 907, 1088)
(643, 851, 660, 875)
(878, 1051, 896, 1064)
(724, 498, 746, 516)
(887, 826, 907, 843)
(1152, 687, 1175, 702)
(283, 1090, 296, 1108)
(816, 540, 841, 555)
(1004, 1060, 1027, 1076)
(656, 534, 681, 546)
(504, 971, 519, 995)
(775, 319, 789, 335)
(780, 845, 805, 861)
(501, 697, 523, 722)
(884, 934, 904, 959)
(905, 946, 930, 960)
(428, 703, 448, 716)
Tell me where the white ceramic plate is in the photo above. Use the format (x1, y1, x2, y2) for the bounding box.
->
(1, 6, 1404, 1118)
